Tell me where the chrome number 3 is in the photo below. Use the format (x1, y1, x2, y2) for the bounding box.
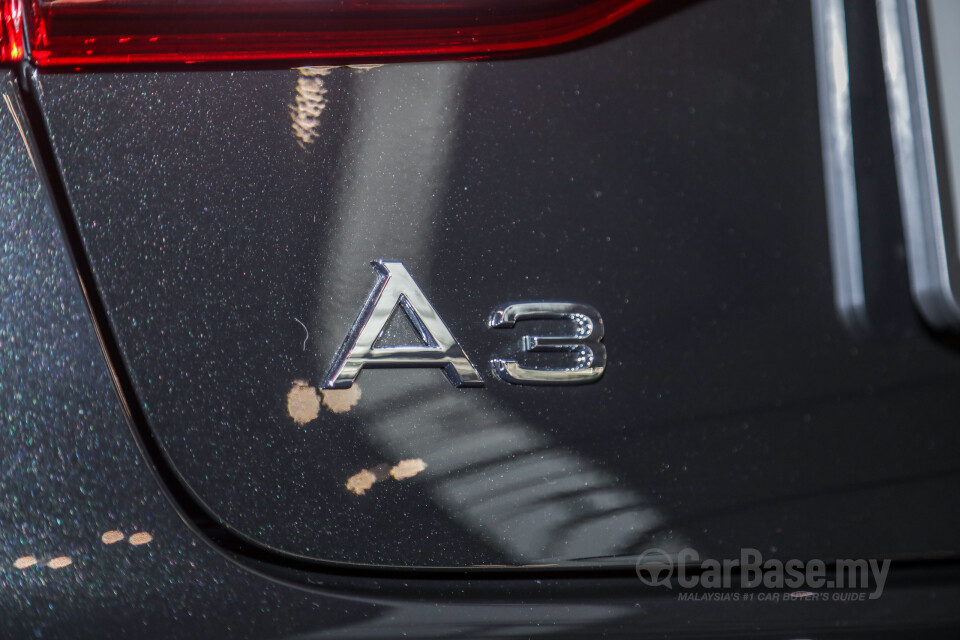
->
(326, 261, 606, 388)
(489, 303, 606, 385)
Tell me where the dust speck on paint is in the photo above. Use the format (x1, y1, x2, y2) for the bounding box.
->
(321, 385, 361, 414)
(345, 469, 377, 495)
(287, 379, 320, 424)
(390, 458, 428, 480)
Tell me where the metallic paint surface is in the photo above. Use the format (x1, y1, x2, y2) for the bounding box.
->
(0, 71, 377, 639)
(0, 64, 665, 640)
(3, 2, 960, 637)
(33, 0, 960, 570)
(877, 0, 960, 327)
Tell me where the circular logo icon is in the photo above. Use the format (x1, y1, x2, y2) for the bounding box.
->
(635, 548, 674, 588)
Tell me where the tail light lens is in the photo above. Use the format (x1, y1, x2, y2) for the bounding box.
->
(9, 0, 653, 68)
(1, 0, 23, 61)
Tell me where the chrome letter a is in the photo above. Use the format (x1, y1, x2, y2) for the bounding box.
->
(324, 261, 483, 389)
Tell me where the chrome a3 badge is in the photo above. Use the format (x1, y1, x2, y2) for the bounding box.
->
(324, 260, 606, 388)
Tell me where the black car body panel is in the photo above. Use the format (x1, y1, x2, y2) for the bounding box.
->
(1, 0, 960, 636)
(34, 0, 960, 569)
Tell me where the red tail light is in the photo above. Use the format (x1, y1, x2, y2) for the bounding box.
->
(1, 0, 23, 62)
(7, 0, 653, 68)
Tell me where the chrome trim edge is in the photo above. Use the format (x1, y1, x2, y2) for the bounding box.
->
(877, 0, 960, 328)
(812, 0, 870, 332)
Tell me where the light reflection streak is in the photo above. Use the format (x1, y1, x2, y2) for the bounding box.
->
(811, 0, 868, 332)
(290, 65, 383, 147)
(290, 67, 332, 147)
(295, 601, 629, 639)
